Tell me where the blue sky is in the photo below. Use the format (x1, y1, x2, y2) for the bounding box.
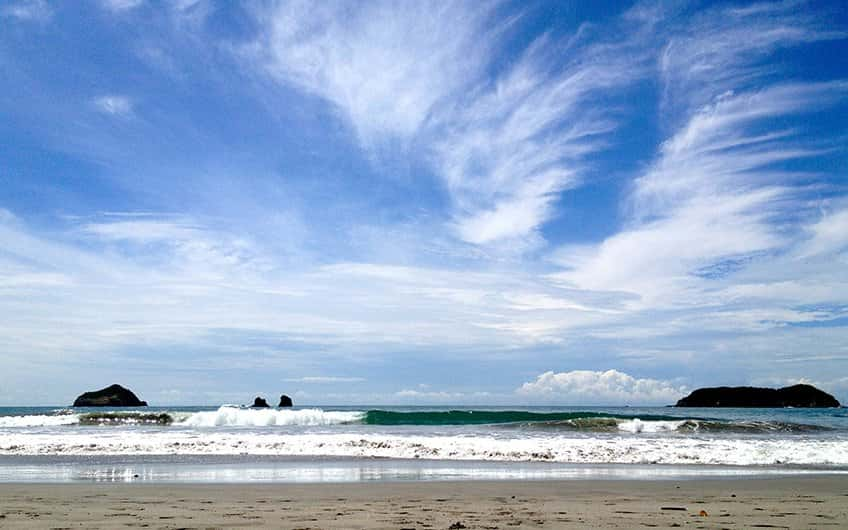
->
(1, 0, 847, 406)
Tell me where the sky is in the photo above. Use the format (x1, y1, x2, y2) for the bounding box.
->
(1, 0, 847, 406)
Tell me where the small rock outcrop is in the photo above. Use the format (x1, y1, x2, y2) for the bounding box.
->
(73, 384, 147, 407)
(279, 394, 293, 407)
(252, 396, 270, 408)
(676, 384, 840, 408)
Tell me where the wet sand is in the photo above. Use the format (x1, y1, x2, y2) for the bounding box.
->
(0, 476, 846, 529)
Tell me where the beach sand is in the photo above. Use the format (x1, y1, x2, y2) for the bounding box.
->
(0, 476, 846, 529)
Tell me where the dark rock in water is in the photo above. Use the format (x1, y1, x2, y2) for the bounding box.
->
(279, 394, 293, 407)
(676, 384, 840, 408)
(72, 384, 147, 407)
(252, 396, 270, 408)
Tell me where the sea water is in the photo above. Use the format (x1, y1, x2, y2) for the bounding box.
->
(1, 405, 846, 482)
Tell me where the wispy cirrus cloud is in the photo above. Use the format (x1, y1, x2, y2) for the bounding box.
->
(555, 83, 846, 304)
(92, 95, 134, 117)
(253, 2, 645, 248)
(284, 376, 366, 384)
(394, 388, 492, 403)
(0, 212, 598, 359)
(257, 0, 496, 145)
(98, 0, 144, 12)
(796, 201, 848, 259)
(433, 34, 640, 246)
(658, 0, 845, 116)
(82, 218, 198, 242)
(553, 4, 847, 308)
(1, 0, 51, 22)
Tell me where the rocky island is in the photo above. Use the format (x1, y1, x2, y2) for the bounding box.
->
(249, 395, 292, 407)
(251, 396, 270, 408)
(676, 383, 840, 408)
(72, 384, 148, 407)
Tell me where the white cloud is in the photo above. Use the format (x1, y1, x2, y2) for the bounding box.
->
(394, 389, 491, 403)
(1, 0, 51, 21)
(284, 376, 365, 384)
(93, 95, 134, 117)
(83, 219, 197, 242)
(435, 36, 637, 246)
(254, 3, 642, 248)
(552, 6, 848, 307)
(0, 213, 606, 359)
(173, 0, 202, 12)
(99, 0, 144, 12)
(796, 203, 848, 259)
(0, 209, 16, 223)
(2, 202, 841, 374)
(81, 218, 271, 277)
(0, 272, 71, 288)
(258, 0, 493, 146)
(395, 389, 459, 399)
(658, 1, 842, 115)
(517, 369, 687, 405)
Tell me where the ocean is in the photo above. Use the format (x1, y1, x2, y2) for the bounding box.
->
(1, 405, 846, 483)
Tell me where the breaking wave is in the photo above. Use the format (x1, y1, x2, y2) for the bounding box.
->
(0, 414, 79, 428)
(2, 431, 847, 465)
(78, 412, 179, 426)
(179, 407, 364, 427)
(0, 407, 837, 433)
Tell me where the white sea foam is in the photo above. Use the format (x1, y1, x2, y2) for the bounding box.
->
(178, 406, 365, 427)
(2, 431, 847, 466)
(0, 414, 80, 428)
(617, 418, 686, 433)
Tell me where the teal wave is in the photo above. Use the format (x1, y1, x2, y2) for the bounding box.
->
(4, 408, 831, 433)
(361, 410, 680, 426)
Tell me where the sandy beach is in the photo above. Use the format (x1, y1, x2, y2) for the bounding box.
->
(0, 476, 846, 529)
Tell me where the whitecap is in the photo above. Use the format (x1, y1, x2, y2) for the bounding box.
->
(617, 418, 686, 433)
(178, 406, 365, 427)
(0, 414, 80, 428)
